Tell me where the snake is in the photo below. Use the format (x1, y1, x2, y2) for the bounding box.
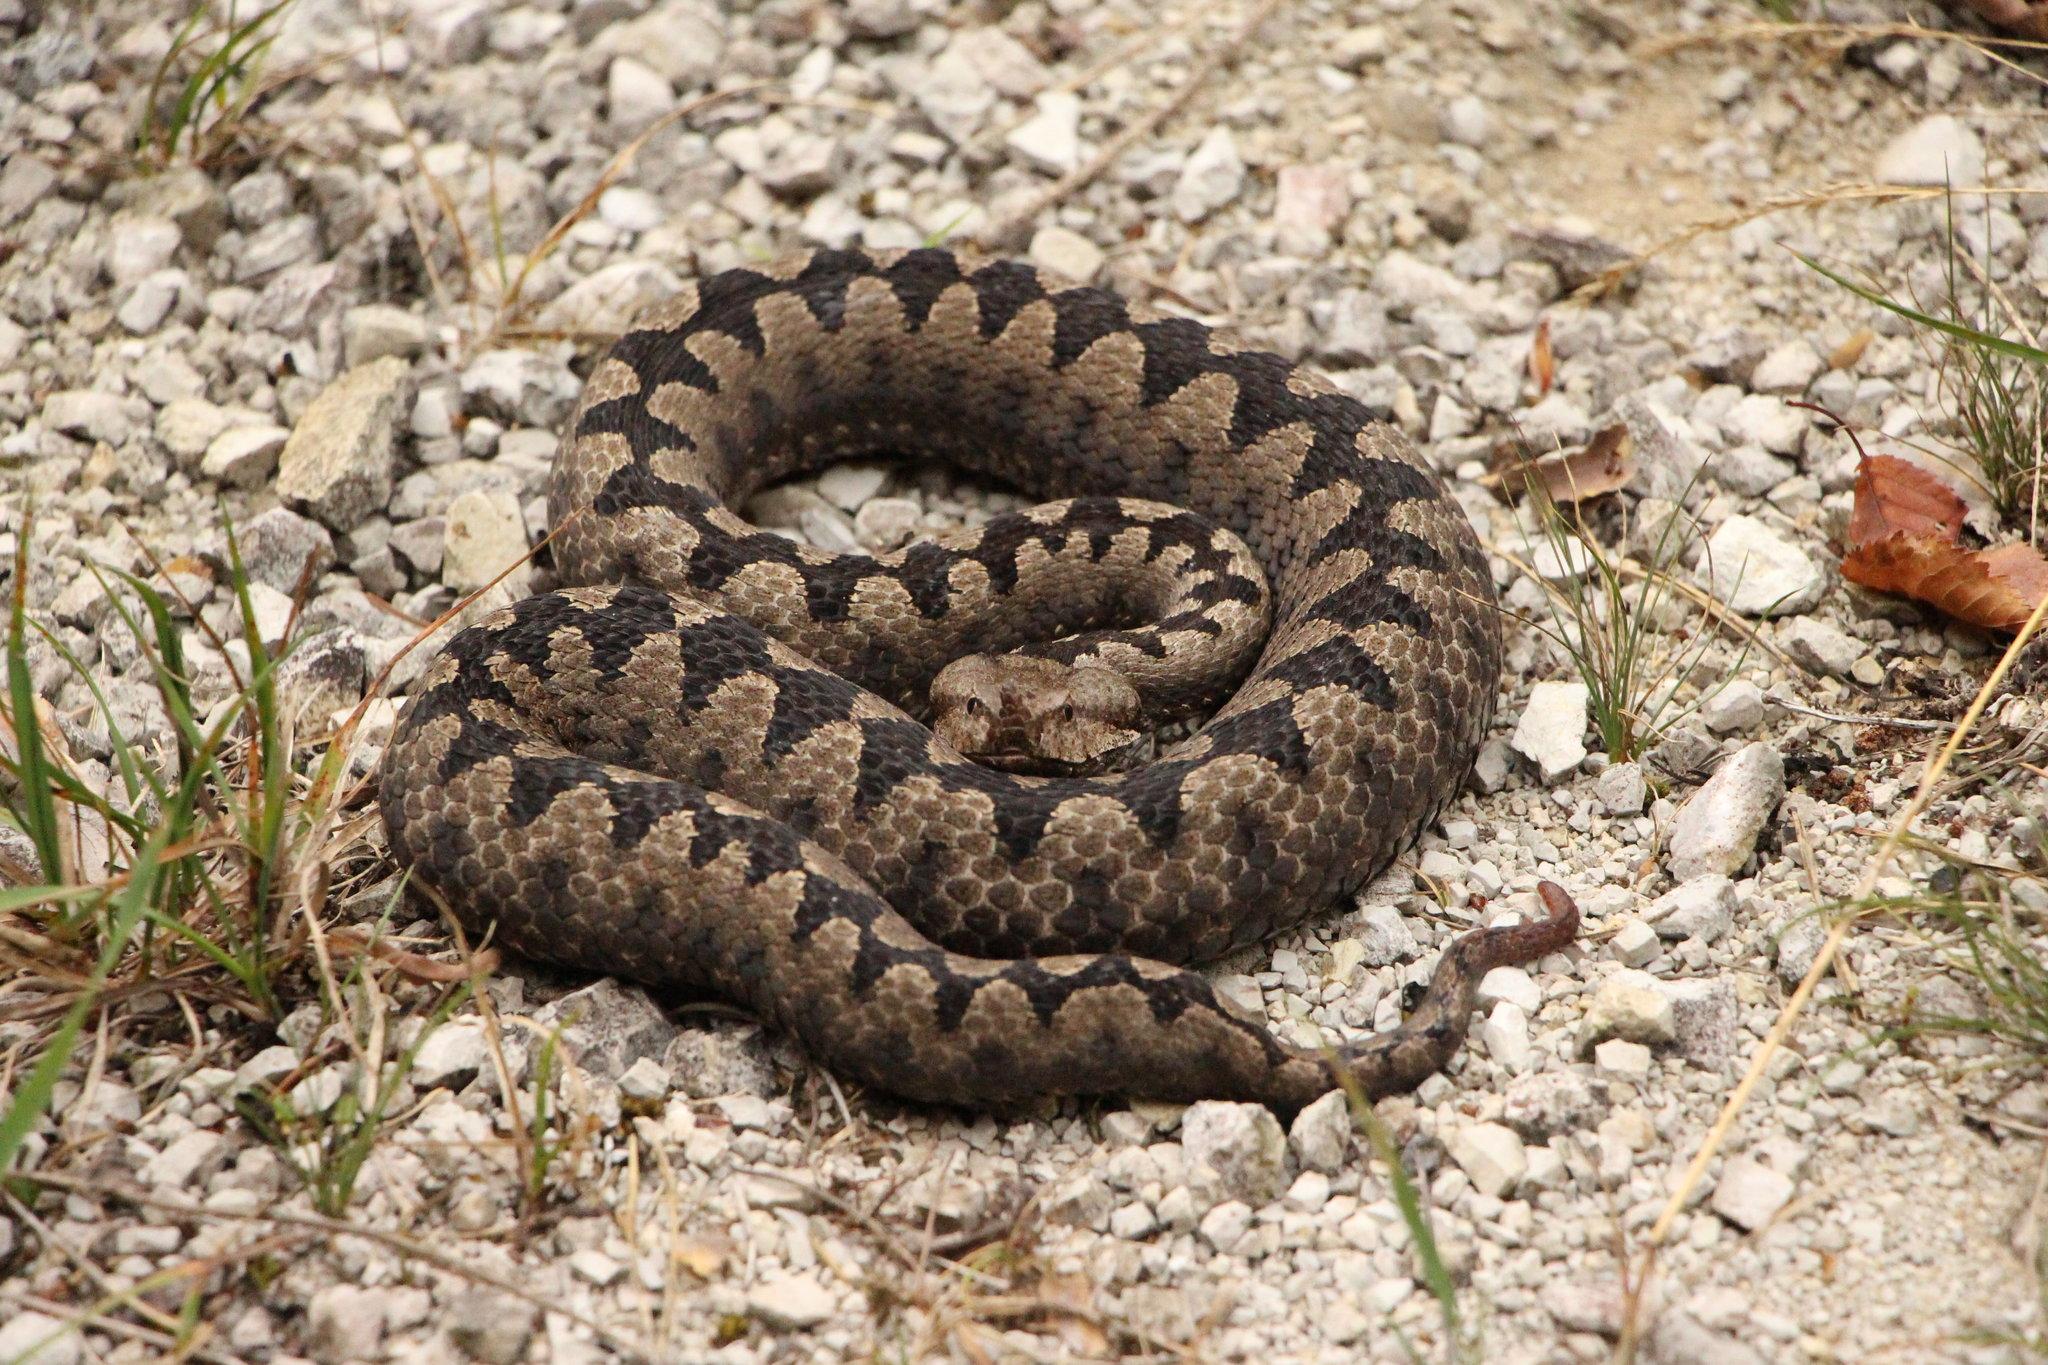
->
(378, 247, 1579, 1111)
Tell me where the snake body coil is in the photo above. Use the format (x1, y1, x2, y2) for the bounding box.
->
(379, 247, 1577, 1110)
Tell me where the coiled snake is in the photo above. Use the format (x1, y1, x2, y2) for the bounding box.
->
(379, 247, 1578, 1110)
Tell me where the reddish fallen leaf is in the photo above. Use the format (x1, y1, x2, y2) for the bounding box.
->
(1842, 531, 2048, 632)
(1838, 451, 2048, 631)
(1488, 424, 1634, 504)
(1529, 318, 1555, 399)
(1847, 453, 1966, 546)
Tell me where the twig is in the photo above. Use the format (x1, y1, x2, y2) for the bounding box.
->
(490, 82, 777, 342)
(949, 1292, 1195, 1359)
(734, 1164, 927, 1271)
(975, 0, 1293, 249)
(3, 1187, 188, 1339)
(1766, 696, 1953, 731)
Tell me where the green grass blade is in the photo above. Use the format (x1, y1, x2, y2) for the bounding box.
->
(1330, 1063, 1470, 1358)
(1795, 253, 2048, 364)
(137, 902, 273, 998)
(0, 820, 181, 1171)
(0, 882, 106, 915)
(1359, 1106, 1465, 1350)
(922, 208, 973, 248)
(5, 525, 63, 883)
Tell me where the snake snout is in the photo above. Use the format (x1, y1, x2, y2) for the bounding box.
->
(930, 654, 1141, 775)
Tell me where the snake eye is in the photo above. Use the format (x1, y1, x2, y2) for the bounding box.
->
(1060, 704, 1076, 723)
(966, 697, 986, 716)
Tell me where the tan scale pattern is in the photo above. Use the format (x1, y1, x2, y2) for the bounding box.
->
(379, 248, 1578, 1109)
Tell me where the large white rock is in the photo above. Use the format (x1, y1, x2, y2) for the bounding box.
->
(443, 489, 533, 599)
(0, 1311, 81, 1365)
(142, 1129, 229, 1189)
(1609, 917, 1661, 966)
(1721, 394, 1808, 454)
(746, 1273, 837, 1329)
(539, 260, 684, 337)
(1643, 875, 1737, 943)
(1273, 162, 1350, 255)
(107, 214, 182, 287)
(1479, 1001, 1532, 1071)
(1700, 679, 1766, 734)
(1028, 225, 1105, 282)
(1006, 91, 1083, 175)
(1666, 976, 1740, 1068)
(42, 389, 133, 443)
(461, 348, 580, 428)
(1182, 1100, 1288, 1207)
(1702, 516, 1824, 617)
(1288, 1089, 1353, 1173)
(1580, 968, 1677, 1051)
(1778, 616, 1861, 678)
(341, 303, 429, 367)
(201, 423, 290, 489)
(1668, 742, 1785, 880)
(277, 357, 413, 531)
(1750, 339, 1823, 396)
(411, 1020, 490, 1090)
(1477, 966, 1540, 1014)
(1502, 1069, 1602, 1139)
(1511, 680, 1591, 781)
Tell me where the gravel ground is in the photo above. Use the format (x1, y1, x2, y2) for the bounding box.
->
(2, 1, 2047, 1362)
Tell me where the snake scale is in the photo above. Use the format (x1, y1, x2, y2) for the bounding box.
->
(378, 247, 1579, 1111)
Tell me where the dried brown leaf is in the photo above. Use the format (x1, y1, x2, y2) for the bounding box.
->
(1841, 531, 2048, 632)
(1487, 424, 1634, 504)
(1846, 454, 1967, 549)
(1529, 317, 1555, 399)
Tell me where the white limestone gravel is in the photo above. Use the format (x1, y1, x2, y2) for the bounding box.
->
(0, 1, 2043, 1362)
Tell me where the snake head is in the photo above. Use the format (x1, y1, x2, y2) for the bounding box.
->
(931, 655, 1143, 775)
